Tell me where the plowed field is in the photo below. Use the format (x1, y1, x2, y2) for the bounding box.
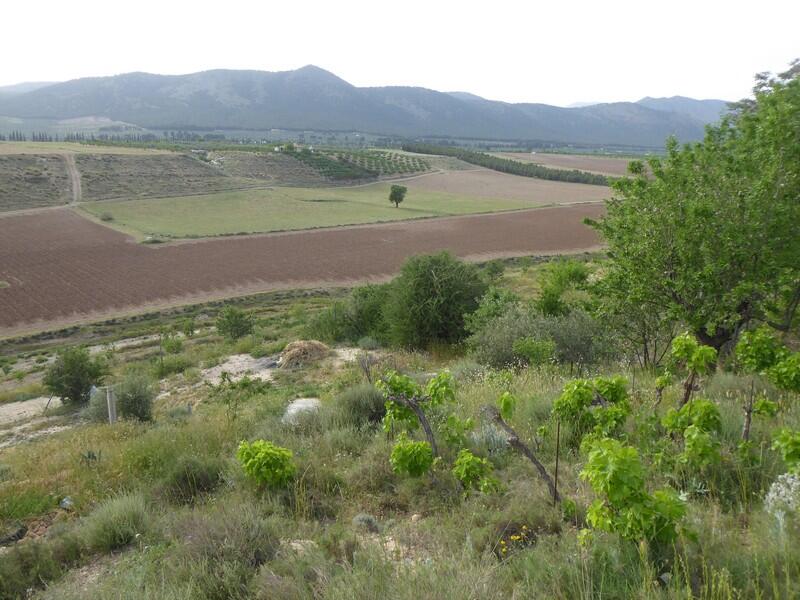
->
(0, 205, 604, 335)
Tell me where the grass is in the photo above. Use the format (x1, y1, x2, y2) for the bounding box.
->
(1, 259, 799, 598)
(79, 182, 559, 239)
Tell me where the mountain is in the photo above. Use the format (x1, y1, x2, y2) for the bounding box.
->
(0, 81, 58, 96)
(0, 66, 729, 146)
(636, 96, 729, 125)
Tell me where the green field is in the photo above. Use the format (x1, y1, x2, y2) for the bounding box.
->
(80, 181, 559, 238)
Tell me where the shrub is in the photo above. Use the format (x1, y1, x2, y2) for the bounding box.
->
(383, 252, 486, 348)
(115, 372, 156, 421)
(160, 455, 224, 503)
(452, 449, 499, 493)
(237, 440, 296, 488)
(331, 383, 386, 427)
(390, 435, 434, 477)
(43, 346, 107, 405)
(464, 287, 519, 335)
(152, 353, 194, 378)
(580, 438, 685, 547)
(216, 306, 255, 340)
(0, 539, 64, 599)
(512, 337, 555, 366)
(80, 493, 148, 553)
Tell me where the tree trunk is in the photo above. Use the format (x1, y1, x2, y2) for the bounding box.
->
(485, 406, 560, 503)
(742, 378, 755, 442)
(393, 395, 439, 457)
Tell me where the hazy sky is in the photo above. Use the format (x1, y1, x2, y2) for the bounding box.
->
(2, 0, 797, 105)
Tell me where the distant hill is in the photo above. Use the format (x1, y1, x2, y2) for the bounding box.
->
(636, 96, 730, 125)
(0, 67, 731, 147)
(0, 81, 58, 96)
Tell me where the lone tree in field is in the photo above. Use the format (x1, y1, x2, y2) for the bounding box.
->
(589, 61, 800, 352)
(389, 185, 407, 208)
(44, 347, 108, 405)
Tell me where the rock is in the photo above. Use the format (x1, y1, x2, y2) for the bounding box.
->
(411, 513, 422, 523)
(0, 523, 27, 546)
(352, 513, 380, 533)
(282, 398, 322, 425)
(59, 496, 75, 510)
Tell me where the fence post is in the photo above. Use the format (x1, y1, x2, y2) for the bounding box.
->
(106, 387, 117, 424)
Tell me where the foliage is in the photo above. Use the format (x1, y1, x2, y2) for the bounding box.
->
(770, 353, 800, 393)
(464, 287, 519, 335)
(662, 398, 722, 435)
(552, 376, 630, 439)
(535, 259, 589, 316)
(115, 371, 156, 421)
(580, 438, 685, 545)
(773, 430, 800, 475)
(671, 332, 717, 375)
(377, 370, 422, 432)
(383, 252, 487, 348)
(402, 143, 609, 185)
(452, 449, 499, 493)
(440, 414, 475, 448)
(215, 306, 255, 340)
(389, 184, 407, 207)
(736, 327, 788, 373)
(511, 337, 555, 366)
(497, 391, 516, 420)
(389, 434, 434, 477)
(588, 70, 800, 350)
(43, 346, 107, 405)
(237, 440, 296, 488)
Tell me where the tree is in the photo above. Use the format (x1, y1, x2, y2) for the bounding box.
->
(389, 184, 407, 208)
(215, 307, 255, 340)
(44, 347, 107, 405)
(589, 64, 800, 351)
(383, 252, 486, 348)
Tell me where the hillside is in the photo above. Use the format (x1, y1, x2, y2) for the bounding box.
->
(0, 66, 729, 147)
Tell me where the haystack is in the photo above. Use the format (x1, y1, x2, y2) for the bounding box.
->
(279, 340, 330, 369)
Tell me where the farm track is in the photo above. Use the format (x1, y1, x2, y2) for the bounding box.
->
(61, 153, 82, 204)
(0, 205, 604, 337)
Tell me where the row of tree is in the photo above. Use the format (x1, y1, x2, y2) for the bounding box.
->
(401, 142, 609, 185)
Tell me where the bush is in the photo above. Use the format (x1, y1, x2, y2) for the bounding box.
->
(390, 435, 434, 477)
(43, 346, 107, 405)
(159, 455, 224, 503)
(309, 284, 390, 343)
(216, 306, 255, 340)
(81, 493, 148, 553)
(152, 353, 194, 378)
(468, 304, 613, 369)
(331, 383, 386, 427)
(383, 252, 487, 348)
(115, 372, 156, 421)
(237, 440, 296, 488)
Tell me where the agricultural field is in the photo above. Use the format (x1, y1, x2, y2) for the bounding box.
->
(75, 153, 258, 201)
(492, 152, 636, 176)
(0, 154, 71, 211)
(206, 151, 329, 186)
(0, 204, 603, 335)
(80, 171, 608, 239)
(404, 169, 610, 203)
(332, 150, 430, 175)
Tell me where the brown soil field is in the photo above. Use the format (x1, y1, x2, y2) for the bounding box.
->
(493, 153, 634, 177)
(404, 168, 611, 203)
(0, 205, 604, 336)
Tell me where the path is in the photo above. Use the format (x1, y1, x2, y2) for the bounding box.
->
(62, 153, 82, 204)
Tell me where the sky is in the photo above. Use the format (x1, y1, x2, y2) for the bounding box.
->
(2, 0, 798, 106)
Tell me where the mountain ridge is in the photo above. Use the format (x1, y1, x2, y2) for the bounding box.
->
(0, 66, 731, 146)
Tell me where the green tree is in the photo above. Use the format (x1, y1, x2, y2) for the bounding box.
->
(389, 184, 407, 208)
(215, 306, 255, 340)
(384, 252, 486, 348)
(44, 347, 107, 405)
(589, 65, 800, 351)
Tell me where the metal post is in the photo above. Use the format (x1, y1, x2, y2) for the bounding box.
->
(553, 419, 561, 508)
(106, 387, 117, 424)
